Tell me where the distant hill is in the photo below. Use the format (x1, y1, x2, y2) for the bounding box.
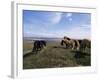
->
(23, 37, 63, 41)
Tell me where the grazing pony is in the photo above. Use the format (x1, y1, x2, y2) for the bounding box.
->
(79, 39, 91, 51)
(32, 40, 46, 52)
(61, 36, 80, 50)
(39, 40, 46, 49)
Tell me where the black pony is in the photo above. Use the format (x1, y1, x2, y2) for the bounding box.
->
(32, 40, 46, 52)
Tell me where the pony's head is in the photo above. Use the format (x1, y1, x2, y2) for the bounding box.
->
(64, 36, 71, 40)
(40, 40, 46, 46)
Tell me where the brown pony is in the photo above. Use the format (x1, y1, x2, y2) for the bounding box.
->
(79, 39, 91, 51)
(61, 36, 80, 50)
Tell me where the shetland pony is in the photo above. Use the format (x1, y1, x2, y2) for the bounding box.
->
(61, 36, 80, 50)
(78, 39, 91, 51)
(61, 39, 75, 50)
(32, 40, 46, 52)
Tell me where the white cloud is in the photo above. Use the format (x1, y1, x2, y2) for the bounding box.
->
(58, 25, 91, 39)
(80, 24, 91, 29)
(47, 12, 62, 24)
(24, 25, 91, 39)
(66, 13, 72, 17)
(66, 13, 73, 22)
(24, 21, 91, 40)
(68, 27, 90, 39)
(69, 18, 72, 21)
(41, 25, 90, 39)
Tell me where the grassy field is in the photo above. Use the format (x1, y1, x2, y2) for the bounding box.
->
(23, 40, 91, 69)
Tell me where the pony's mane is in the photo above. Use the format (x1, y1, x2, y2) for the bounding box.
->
(64, 36, 71, 40)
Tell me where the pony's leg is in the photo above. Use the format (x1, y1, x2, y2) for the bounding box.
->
(72, 46, 74, 50)
(39, 45, 43, 50)
(77, 40, 80, 50)
(72, 41, 75, 50)
(77, 47, 79, 50)
(76, 46, 80, 50)
(76, 43, 80, 50)
(32, 47, 34, 52)
(32, 46, 36, 52)
(71, 43, 74, 50)
(69, 44, 72, 49)
(66, 44, 68, 48)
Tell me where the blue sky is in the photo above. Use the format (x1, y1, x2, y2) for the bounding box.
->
(23, 10, 91, 39)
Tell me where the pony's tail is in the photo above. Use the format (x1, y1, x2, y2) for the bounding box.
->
(61, 40, 64, 46)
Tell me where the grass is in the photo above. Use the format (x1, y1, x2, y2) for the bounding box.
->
(23, 40, 91, 69)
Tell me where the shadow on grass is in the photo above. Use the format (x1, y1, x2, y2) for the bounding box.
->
(52, 46, 62, 48)
(71, 50, 91, 66)
(71, 50, 90, 58)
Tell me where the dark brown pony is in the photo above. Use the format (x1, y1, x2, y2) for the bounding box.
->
(79, 39, 91, 51)
(32, 40, 46, 52)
